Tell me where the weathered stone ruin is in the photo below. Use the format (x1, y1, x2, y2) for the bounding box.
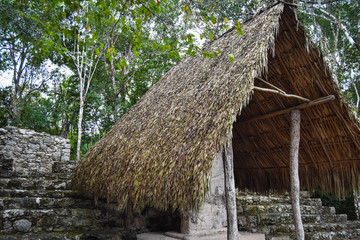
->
(2, 126, 360, 240)
(0, 126, 153, 239)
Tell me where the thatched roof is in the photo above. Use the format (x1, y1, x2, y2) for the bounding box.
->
(72, 2, 360, 212)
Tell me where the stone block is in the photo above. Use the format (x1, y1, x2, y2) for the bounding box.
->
(3, 220, 12, 230)
(0, 128, 8, 134)
(52, 152, 61, 160)
(13, 219, 32, 232)
(181, 150, 227, 235)
(3, 209, 25, 219)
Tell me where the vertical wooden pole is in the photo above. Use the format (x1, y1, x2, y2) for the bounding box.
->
(125, 196, 132, 229)
(290, 110, 304, 240)
(223, 139, 239, 240)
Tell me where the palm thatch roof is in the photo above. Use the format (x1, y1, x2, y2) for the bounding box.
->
(72, 2, 360, 213)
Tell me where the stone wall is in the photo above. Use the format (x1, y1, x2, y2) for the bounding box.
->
(0, 126, 71, 174)
(0, 126, 178, 239)
(180, 150, 227, 235)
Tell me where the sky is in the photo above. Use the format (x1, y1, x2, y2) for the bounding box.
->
(0, 60, 74, 88)
(0, 71, 11, 88)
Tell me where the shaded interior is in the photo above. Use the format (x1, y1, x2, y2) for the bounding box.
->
(232, 6, 360, 196)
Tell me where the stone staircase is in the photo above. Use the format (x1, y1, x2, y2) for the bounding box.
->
(237, 191, 360, 240)
(0, 160, 135, 240)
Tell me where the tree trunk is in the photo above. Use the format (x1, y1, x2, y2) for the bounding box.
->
(290, 110, 304, 240)
(76, 99, 84, 161)
(11, 93, 20, 124)
(60, 114, 70, 138)
(223, 139, 239, 240)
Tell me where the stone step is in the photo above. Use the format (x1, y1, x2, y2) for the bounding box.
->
(0, 228, 136, 240)
(0, 177, 72, 191)
(1, 208, 103, 233)
(254, 221, 360, 236)
(236, 195, 322, 207)
(309, 228, 360, 240)
(0, 160, 77, 173)
(137, 231, 265, 240)
(236, 191, 309, 199)
(0, 197, 94, 210)
(0, 171, 73, 180)
(238, 203, 335, 216)
(0, 189, 83, 198)
(238, 213, 347, 228)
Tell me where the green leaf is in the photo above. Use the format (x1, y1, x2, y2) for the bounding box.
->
(209, 32, 214, 41)
(120, 59, 127, 67)
(229, 54, 235, 62)
(160, 45, 165, 52)
(152, 42, 159, 51)
(202, 51, 208, 58)
(236, 21, 243, 35)
(187, 44, 193, 55)
(187, 34, 193, 44)
(136, 18, 142, 30)
(116, 63, 121, 70)
(210, 15, 216, 24)
(166, 44, 171, 51)
(95, 48, 100, 57)
(111, 0, 117, 9)
(134, 51, 139, 58)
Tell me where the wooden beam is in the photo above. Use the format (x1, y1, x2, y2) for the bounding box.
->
(125, 196, 132, 229)
(290, 110, 305, 240)
(239, 95, 335, 124)
(253, 86, 311, 102)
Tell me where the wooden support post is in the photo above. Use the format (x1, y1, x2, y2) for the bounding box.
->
(125, 196, 132, 229)
(290, 110, 304, 240)
(223, 139, 239, 240)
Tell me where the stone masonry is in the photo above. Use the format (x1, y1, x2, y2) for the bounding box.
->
(180, 150, 227, 236)
(0, 126, 71, 174)
(0, 126, 135, 239)
(0, 126, 177, 239)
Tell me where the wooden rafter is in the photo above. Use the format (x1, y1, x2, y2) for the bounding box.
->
(239, 95, 335, 124)
(253, 86, 311, 102)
